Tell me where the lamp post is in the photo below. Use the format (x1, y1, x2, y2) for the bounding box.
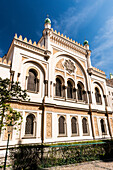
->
(4, 126, 12, 170)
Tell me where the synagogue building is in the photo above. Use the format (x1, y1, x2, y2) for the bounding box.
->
(0, 17, 113, 153)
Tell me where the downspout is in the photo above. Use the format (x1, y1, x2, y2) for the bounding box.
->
(105, 106, 112, 139)
(41, 80, 48, 144)
(41, 96, 45, 144)
(86, 48, 95, 139)
(89, 103, 95, 139)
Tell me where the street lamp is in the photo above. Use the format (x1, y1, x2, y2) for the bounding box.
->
(4, 125, 12, 170)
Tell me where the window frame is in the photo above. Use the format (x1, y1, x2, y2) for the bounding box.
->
(100, 118, 107, 135)
(27, 69, 40, 93)
(24, 113, 36, 138)
(82, 117, 89, 136)
(77, 82, 84, 101)
(58, 115, 67, 137)
(71, 117, 79, 136)
(55, 76, 65, 98)
(67, 80, 73, 99)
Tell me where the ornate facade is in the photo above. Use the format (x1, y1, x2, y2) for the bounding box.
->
(0, 17, 113, 156)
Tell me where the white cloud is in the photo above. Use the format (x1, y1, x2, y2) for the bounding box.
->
(92, 16, 113, 76)
(53, 0, 104, 36)
(36, 31, 42, 38)
(0, 49, 3, 57)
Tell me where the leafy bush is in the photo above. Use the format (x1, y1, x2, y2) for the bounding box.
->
(10, 140, 113, 169)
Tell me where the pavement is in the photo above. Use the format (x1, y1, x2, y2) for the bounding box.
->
(46, 160, 113, 170)
(1, 160, 113, 170)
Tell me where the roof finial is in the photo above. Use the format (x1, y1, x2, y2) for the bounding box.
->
(44, 15, 51, 25)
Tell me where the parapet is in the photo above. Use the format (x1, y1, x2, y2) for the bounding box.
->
(92, 66, 105, 74)
(51, 28, 87, 49)
(14, 34, 46, 50)
(0, 57, 11, 66)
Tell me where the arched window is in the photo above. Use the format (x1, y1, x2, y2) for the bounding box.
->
(25, 114, 35, 135)
(71, 117, 78, 134)
(82, 118, 88, 135)
(56, 78, 62, 97)
(59, 116, 66, 135)
(27, 69, 39, 92)
(67, 81, 73, 98)
(100, 119, 106, 135)
(95, 87, 101, 104)
(77, 83, 83, 100)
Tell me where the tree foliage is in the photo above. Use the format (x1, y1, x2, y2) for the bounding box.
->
(0, 77, 29, 132)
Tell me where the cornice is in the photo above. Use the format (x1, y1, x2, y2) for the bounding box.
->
(88, 68, 106, 79)
(13, 36, 51, 59)
(0, 63, 10, 68)
(8, 100, 112, 114)
(6, 34, 51, 61)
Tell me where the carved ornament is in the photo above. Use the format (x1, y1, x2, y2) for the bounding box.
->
(64, 59, 75, 74)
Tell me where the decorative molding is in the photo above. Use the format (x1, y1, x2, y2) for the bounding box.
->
(50, 31, 87, 55)
(46, 113, 52, 138)
(64, 59, 75, 74)
(93, 117, 99, 136)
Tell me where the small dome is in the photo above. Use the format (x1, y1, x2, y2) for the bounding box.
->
(45, 18, 51, 24)
(83, 40, 89, 46)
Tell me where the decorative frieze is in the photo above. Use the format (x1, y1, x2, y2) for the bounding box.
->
(76, 64, 83, 76)
(46, 113, 52, 138)
(93, 117, 99, 136)
(110, 118, 113, 134)
(55, 69, 65, 76)
(64, 59, 75, 74)
(56, 59, 64, 70)
(50, 28, 87, 53)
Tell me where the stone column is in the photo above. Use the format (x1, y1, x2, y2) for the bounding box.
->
(88, 91, 92, 104)
(104, 95, 108, 106)
(25, 76, 28, 90)
(50, 81, 53, 97)
(105, 107, 112, 138)
(87, 51, 92, 68)
(37, 79, 40, 92)
(17, 73, 20, 82)
(89, 104, 95, 139)
(44, 80, 48, 96)
(73, 88, 77, 100)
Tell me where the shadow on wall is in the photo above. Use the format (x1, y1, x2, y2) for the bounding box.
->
(9, 140, 113, 170)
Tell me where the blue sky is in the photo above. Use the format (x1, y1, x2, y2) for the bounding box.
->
(0, 0, 113, 78)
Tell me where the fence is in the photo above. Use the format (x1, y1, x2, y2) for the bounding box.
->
(10, 140, 113, 169)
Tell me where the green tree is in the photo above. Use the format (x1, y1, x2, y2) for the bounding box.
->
(0, 77, 29, 134)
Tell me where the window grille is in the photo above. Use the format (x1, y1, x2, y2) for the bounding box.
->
(25, 114, 35, 135)
(59, 116, 65, 135)
(95, 87, 101, 104)
(82, 118, 88, 134)
(100, 119, 106, 134)
(67, 81, 73, 98)
(27, 69, 37, 92)
(71, 117, 77, 134)
(77, 84, 83, 100)
(56, 78, 62, 97)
